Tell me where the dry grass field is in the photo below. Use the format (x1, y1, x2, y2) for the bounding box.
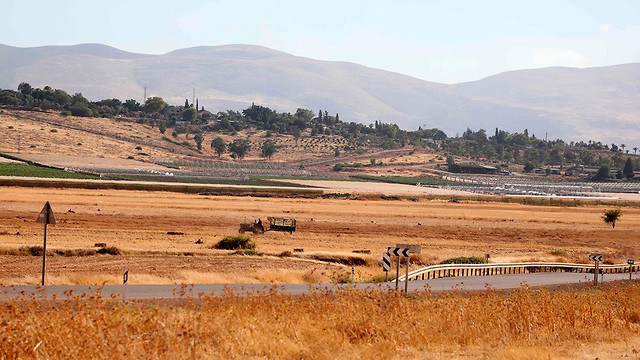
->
(3, 283, 640, 359)
(1, 186, 640, 285)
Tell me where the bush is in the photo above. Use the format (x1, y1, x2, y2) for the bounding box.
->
(439, 256, 487, 265)
(213, 235, 256, 250)
(97, 246, 122, 255)
(21, 246, 44, 256)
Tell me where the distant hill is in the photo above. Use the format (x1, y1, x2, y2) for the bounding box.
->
(1, 43, 639, 144)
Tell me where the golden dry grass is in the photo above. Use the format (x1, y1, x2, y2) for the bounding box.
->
(3, 283, 640, 359)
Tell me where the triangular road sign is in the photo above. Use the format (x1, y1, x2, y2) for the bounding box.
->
(36, 202, 56, 225)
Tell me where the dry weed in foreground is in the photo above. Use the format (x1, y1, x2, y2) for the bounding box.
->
(3, 283, 640, 359)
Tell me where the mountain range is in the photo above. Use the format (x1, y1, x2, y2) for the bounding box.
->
(1, 43, 639, 144)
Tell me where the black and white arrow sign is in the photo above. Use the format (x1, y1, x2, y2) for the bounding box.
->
(589, 254, 604, 262)
(382, 253, 391, 272)
(387, 247, 410, 257)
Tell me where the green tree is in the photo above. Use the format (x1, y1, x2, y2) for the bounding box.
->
(70, 105, 92, 117)
(623, 157, 634, 179)
(446, 155, 455, 165)
(594, 165, 611, 180)
(523, 162, 535, 173)
(211, 137, 226, 157)
(194, 133, 203, 150)
(229, 139, 250, 160)
(18, 82, 32, 95)
(144, 97, 167, 113)
(261, 140, 277, 159)
(123, 99, 142, 112)
(603, 209, 622, 229)
(183, 107, 197, 123)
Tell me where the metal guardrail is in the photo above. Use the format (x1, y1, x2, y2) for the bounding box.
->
(396, 262, 640, 282)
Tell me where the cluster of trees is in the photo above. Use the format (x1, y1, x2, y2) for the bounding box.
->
(0, 83, 143, 118)
(208, 137, 276, 160)
(1, 84, 637, 177)
(442, 127, 638, 179)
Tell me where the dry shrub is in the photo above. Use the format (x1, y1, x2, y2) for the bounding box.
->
(97, 246, 121, 255)
(4, 283, 640, 358)
(305, 252, 373, 266)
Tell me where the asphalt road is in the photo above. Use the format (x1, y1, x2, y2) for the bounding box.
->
(2, 272, 638, 300)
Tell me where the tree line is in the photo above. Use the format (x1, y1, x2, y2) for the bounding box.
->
(0, 83, 637, 178)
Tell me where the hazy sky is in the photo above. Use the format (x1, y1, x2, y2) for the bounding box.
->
(2, 0, 639, 83)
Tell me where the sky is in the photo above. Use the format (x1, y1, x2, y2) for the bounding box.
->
(2, 0, 639, 84)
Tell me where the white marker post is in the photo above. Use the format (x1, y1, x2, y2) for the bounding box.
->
(36, 202, 56, 286)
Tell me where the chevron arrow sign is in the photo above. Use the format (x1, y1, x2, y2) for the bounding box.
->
(387, 247, 410, 257)
(589, 254, 604, 262)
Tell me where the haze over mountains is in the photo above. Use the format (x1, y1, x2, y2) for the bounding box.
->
(1, 43, 639, 144)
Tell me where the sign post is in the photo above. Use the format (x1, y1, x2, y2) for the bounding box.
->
(388, 244, 421, 293)
(397, 244, 421, 294)
(589, 254, 604, 286)
(36, 202, 56, 286)
(389, 247, 409, 291)
(628, 259, 635, 281)
(123, 269, 129, 303)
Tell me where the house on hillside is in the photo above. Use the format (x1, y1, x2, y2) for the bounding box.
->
(164, 106, 184, 125)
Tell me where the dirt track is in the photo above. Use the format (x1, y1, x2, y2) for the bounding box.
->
(1, 185, 640, 285)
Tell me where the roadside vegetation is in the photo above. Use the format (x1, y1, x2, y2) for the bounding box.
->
(3, 283, 640, 358)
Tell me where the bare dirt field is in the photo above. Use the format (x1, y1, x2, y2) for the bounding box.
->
(1, 185, 640, 285)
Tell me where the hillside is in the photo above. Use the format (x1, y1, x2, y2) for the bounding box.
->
(0, 109, 433, 179)
(1, 43, 639, 144)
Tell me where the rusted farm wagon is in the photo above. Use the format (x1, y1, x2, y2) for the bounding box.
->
(267, 217, 296, 233)
(238, 219, 265, 234)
